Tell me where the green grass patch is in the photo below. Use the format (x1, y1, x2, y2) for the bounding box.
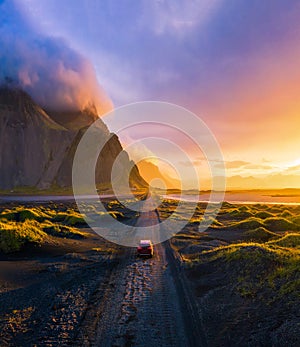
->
(255, 211, 275, 219)
(226, 209, 254, 219)
(42, 222, 86, 239)
(263, 217, 300, 232)
(245, 227, 279, 242)
(219, 217, 265, 232)
(192, 242, 299, 299)
(267, 233, 300, 248)
(0, 208, 50, 222)
(52, 211, 87, 226)
(0, 220, 47, 253)
(280, 210, 294, 218)
(292, 216, 300, 225)
(0, 205, 91, 253)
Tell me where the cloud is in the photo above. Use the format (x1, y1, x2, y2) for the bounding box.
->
(213, 160, 276, 171)
(0, 0, 112, 113)
(285, 164, 300, 173)
(212, 160, 249, 169)
(243, 164, 274, 170)
(180, 159, 266, 170)
(225, 160, 250, 169)
(140, 0, 223, 37)
(179, 160, 202, 167)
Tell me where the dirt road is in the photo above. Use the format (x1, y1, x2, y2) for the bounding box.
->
(76, 245, 186, 346)
(76, 197, 205, 347)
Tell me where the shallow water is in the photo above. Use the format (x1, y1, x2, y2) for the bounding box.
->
(164, 191, 300, 205)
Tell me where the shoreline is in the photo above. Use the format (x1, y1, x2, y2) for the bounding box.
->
(163, 195, 300, 206)
(1, 194, 299, 206)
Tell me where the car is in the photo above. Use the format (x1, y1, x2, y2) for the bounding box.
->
(137, 240, 154, 257)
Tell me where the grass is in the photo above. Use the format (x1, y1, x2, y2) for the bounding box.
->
(164, 200, 300, 301)
(223, 217, 265, 231)
(0, 204, 98, 253)
(0, 208, 50, 222)
(0, 220, 47, 253)
(244, 227, 279, 242)
(92, 246, 118, 255)
(0, 182, 117, 196)
(263, 217, 300, 232)
(0, 217, 90, 253)
(42, 221, 87, 239)
(268, 233, 300, 248)
(0, 185, 73, 196)
(195, 242, 300, 299)
(255, 211, 274, 219)
(0, 198, 139, 253)
(200, 241, 297, 261)
(52, 211, 87, 226)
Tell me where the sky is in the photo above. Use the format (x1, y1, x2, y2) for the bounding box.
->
(3, 0, 300, 189)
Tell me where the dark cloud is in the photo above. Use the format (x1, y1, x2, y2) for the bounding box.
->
(0, 1, 111, 113)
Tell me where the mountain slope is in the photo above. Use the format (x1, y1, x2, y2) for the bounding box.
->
(0, 87, 147, 190)
(137, 160, 180, 189)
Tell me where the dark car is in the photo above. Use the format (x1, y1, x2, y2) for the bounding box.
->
(137, 240, 154, 257)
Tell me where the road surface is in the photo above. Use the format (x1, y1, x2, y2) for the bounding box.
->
(75, 196, 205, 346)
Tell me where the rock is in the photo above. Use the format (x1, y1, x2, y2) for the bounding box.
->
(0, 87, 147, 190)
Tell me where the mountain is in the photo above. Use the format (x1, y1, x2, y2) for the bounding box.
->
(226, 174, 300, 190)
(0, 87, 147, 190)
(137, 160, 180, 189)
(46, 105, 101, 131)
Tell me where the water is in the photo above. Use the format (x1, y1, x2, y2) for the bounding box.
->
(164, 191, 300, 206)
(1, 191, 300, 206)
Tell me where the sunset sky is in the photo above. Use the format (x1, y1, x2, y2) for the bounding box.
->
(7, 1, 300, 189)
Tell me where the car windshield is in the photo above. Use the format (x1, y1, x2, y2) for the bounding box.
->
(139, 240, 151, 247)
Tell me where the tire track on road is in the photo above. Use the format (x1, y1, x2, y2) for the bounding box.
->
(76, 196, 202, 346)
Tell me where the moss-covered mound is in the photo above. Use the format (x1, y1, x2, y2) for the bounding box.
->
(0, 220, 47, 253)
(244, 227, 279, 242)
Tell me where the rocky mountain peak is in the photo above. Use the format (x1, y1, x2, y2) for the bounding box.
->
(45, 103, 106, 131)
(0, 87, 63, 130)
(0, 87, 147, 191)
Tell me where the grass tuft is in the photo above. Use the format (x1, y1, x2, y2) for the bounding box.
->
(0, 220, 47, 253)
(263, 217, 300, 232)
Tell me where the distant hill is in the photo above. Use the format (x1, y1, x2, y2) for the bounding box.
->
(226, 174, 300, 190)
(137, 160, 180, 189)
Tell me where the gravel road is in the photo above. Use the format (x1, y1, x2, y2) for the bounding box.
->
(75, 197, 205, 347)
(76, 244, 189, 346)
(0, 197, 205, 346)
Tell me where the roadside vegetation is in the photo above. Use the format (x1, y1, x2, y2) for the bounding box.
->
(0, 200, 131, 253)
(0, 205, 89, 253)
(162, 201, 300, 344)
(165, 202, 300, 286)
